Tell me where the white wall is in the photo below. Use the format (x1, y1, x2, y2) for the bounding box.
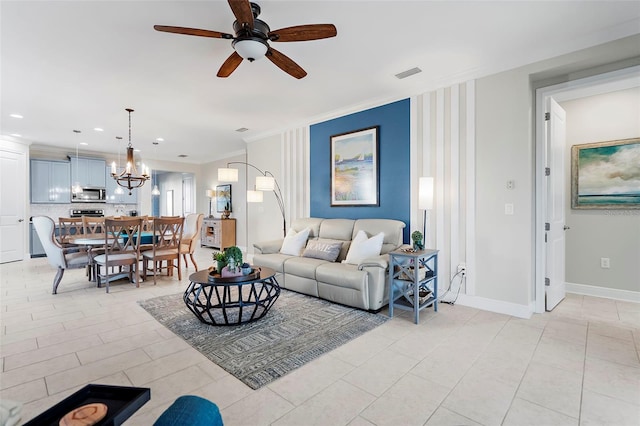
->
(561, 87, 640, 292)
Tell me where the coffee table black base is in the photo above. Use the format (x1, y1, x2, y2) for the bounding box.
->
(184, 271, 280, 325)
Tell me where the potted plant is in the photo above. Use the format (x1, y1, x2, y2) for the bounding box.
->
(411, 231, 424, 250)
(224, 246, 243, 273)
(212, 251, 227, 273)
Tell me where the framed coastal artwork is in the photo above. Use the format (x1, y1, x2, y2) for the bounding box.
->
(571, 137, 640, 209)
(216, 184, 232, 212)
(330, 126, 379, 206)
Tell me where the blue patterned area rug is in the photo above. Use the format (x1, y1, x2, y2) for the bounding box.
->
(138, 289, 388, 389)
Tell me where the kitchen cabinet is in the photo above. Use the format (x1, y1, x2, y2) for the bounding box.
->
(70, 157, 106, 188)
(30, 159, 71, 203)
(105, 166, 138, 204)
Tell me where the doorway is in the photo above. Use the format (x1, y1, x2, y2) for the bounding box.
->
(534, 65, 640, 313)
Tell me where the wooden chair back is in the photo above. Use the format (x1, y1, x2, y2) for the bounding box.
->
(83, 216, 105, 235)
(104, 217, 143, 254)
(58, 217, 84, 245)
(153, 216, 184, 252)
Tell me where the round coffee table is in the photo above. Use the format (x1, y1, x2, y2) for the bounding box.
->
(184, 267, 280, 325)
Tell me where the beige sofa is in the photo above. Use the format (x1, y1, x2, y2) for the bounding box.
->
(252, 217, 406, 311)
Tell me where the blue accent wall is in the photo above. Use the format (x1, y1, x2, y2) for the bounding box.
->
(310, 99, 411, 242)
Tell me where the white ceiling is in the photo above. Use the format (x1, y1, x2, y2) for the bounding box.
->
(2, 1, 639, 164)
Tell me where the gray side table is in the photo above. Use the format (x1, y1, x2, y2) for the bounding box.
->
(388, 248, 439, 324)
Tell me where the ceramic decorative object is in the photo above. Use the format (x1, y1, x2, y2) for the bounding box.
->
(411, 230, 424, 250)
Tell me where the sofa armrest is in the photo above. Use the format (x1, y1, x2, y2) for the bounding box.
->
(357, 254, 388, 270)
(253, 239, 284, 254)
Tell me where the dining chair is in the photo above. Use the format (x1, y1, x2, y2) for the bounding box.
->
(82, 216, 105, 235)
(93, 217, 143, 293)
(179, 213, 204, 271)
(32, 216, 91, 294)
(58, 217, 84, 246)
(142, 216, 184, 285)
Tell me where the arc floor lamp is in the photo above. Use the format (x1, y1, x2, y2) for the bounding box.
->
(218, 162, 286, 237)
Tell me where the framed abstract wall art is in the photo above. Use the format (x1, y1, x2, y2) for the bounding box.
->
(571, 137, 640, 209)
(216, 184, 232, 212)
(330, 126, 379, 206)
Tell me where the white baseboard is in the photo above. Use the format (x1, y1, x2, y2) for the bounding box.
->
(452, 294, 533, 319)
(566, 282, 640, 303)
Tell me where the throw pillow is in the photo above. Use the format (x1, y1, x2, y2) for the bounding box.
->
(343, 230, 385, 265)
(302, 240, 343, 262)
(279, 227, 311, 256)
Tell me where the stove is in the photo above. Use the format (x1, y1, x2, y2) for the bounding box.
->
(70, 209, 104, 218)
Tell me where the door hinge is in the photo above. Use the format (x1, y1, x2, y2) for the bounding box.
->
(545, 223, 550, 231)
(545, 277, 550, 286)
(545, 167, 551, 176)
(545, 112, 550, 121)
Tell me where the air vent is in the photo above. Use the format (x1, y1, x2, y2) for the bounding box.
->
(395, 67, 422, 80)
(178, 154, 188, 158)
(235, 127, 249, 133)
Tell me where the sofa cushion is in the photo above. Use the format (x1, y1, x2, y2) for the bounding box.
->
(252, 253, 293, 273)
(316, 262, 367, 291)
(302, 240, 342, 262)
(284, 256, 327, 279)
(343, 230, 384, 265)
(353, 219, 405, 254)
(280, 227, 310, 256)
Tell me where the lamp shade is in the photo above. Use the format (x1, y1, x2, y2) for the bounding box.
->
(247, 190, 264, 203)
(218, 168, 239, 182)
(233, 39, 268, 61)
(418, 177, 434, 210)
(206, 189, 216, 198)
(255, 176, 275, 191)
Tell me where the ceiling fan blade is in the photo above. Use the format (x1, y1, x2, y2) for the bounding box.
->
(217, 52, 243, 78)
(269, 24, 337, 42)
(154, 25, 233, 39)
(266, 47, 307, 79)
(228, 0, 254, 29)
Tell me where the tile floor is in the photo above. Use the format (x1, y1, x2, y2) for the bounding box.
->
(1, 247, 639, 425)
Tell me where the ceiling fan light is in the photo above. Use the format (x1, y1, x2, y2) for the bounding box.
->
(233, 39, 268, 62)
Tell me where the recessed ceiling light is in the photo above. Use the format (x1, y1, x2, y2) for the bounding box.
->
(156, 138, 164, 142)
(9, 114, 23, 119)
(10, 133, 21, 137)
(94, 127, 104, 132)
(80, 142, 89, 146)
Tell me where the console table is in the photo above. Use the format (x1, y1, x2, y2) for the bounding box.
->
(388, 248, 439, 324)
(201, 218, 236, 250)
(184, 267, 280, 325)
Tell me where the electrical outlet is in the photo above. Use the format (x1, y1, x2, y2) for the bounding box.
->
(600, 257, 610, 269)
(457, 263, 466, 274)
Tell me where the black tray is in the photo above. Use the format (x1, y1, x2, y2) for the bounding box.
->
(24, 384, 150, 426)
(208, 268, 260, 283)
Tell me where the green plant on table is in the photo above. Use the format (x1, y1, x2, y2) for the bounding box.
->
(225, 246, 243, 267)
(212, 251, 227, 272)
(411, 230, 424, 250)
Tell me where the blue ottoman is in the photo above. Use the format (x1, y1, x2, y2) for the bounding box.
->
(154, 395, 223, 426)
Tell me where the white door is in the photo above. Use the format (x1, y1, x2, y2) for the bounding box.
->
(545, 97, 567, 310)
(0, 149, 26, 263)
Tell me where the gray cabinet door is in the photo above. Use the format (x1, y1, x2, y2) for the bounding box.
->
(71, 157, 106, 187)
(30, 159, 70, 203)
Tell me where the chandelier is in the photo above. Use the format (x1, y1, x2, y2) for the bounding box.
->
(110, 108, 149, 195)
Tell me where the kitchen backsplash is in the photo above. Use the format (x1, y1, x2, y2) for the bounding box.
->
(29, 203, 137, 220)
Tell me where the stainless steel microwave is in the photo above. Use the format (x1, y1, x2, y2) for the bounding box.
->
(71, 187, 106, 203)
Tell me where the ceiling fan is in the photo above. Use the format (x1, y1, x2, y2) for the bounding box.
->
(154, 0, 337, 79)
